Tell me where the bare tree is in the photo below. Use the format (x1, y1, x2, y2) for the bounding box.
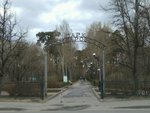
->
(103, 0, 150, 92)
(58, 20, 76, 82)
(9, 42, 44, 82)
(0, 0, 27, 83)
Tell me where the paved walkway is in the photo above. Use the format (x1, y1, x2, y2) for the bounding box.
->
(45, 80, 100, 111)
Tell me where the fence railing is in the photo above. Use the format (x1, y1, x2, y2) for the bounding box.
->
(0, 82, 41, 97)
(105, 81, 150, 96)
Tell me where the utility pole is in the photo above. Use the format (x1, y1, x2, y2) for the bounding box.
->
(44, 51, 48, 97)
(62, 43, 65, 81)
(102, 49, 105, 96)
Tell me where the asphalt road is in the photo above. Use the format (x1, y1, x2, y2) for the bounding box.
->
(0, 80, 150, 113)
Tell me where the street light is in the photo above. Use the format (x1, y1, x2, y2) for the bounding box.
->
(92, 52, 104, 99)
(92, 53, 96, 56)
(89, 62, 96, 86)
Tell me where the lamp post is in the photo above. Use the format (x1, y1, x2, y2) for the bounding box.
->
(102, 50, 105, 95)
(91, 62, 95, 86)
(93, 52, 104, 99)
(44, 51, 48, 97)
(97, 68, 101, 96)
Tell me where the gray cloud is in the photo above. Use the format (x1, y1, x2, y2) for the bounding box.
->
(78, 0, 110, 11)
(78, 0, 100, 11)
(13, 0, 54, 12)
(0, 0, 110, 42)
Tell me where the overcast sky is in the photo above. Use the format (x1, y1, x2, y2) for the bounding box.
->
(2, 0, 111, 43)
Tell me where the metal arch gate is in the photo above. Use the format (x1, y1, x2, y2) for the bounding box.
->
(43, 32, 106, 99)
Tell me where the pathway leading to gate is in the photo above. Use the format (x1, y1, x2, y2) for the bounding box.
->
(45, 80, 100, 111)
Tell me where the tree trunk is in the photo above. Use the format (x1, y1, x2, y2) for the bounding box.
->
(133, 48, 138, 94)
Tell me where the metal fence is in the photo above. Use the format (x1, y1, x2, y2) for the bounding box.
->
(105, 81, 150, 96)
(0, 82, 41, 97)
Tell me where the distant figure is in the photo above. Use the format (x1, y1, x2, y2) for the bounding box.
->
(80, 76, 85, 81)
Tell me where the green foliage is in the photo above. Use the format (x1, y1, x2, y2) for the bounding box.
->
(36, 31, 60, 46)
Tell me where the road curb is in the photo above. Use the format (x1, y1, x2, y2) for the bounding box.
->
(41, 88, 66, 103)
(91, 86, 104, 102)
(42, 83, 76, 103)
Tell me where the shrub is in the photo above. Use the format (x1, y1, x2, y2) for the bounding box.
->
(47, 75, 60, 88)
